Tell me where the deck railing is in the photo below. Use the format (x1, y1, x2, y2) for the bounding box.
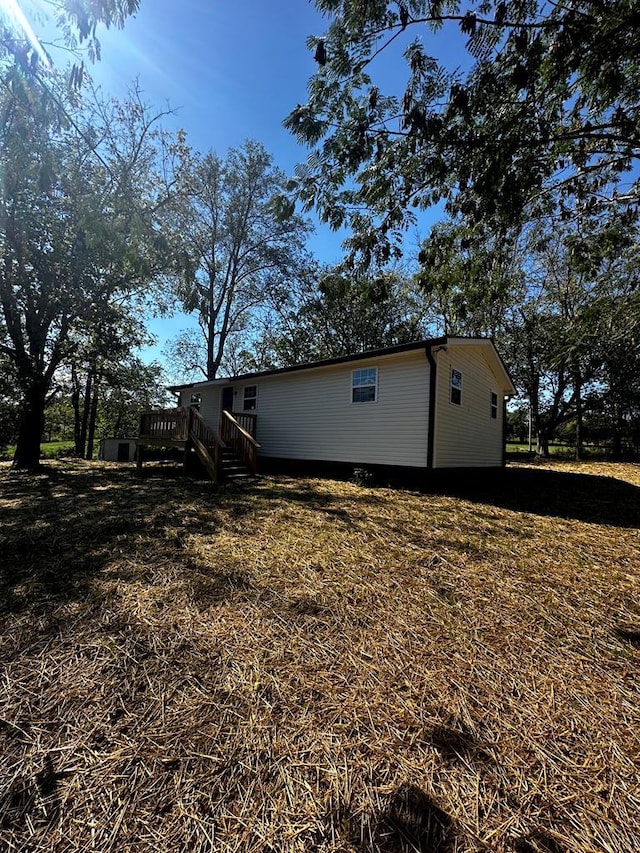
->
(219, 410, 260, 475)
(139, 408, 189, 442)
(232, 412, 257, 439)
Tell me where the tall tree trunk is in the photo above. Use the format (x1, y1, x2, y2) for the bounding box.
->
(537, 428, 550, 457)
(79, 367, 93, 457)
(610, 400, 624, 461)
(574, 366, 583, 460)
(71, 365, 83, 456)
(13, 380, 47, 470)
(113, 411, 123, 438)
(86, 377, 100, 460)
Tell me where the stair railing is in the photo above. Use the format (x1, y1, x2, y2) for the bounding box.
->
(188, 407, 223, 481)
(219, 410, 261, 475)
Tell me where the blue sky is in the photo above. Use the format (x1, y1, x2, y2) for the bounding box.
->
(89, 0, 463, 255)
(93, 1, 348, 259)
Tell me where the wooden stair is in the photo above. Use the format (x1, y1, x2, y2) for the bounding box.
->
(138, 406, 260, 483)
(219, 446, 249, 481)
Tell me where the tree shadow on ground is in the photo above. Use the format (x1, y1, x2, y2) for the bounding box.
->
(0, 463, 393, 618)
(255, 476, 388, 508)
(348, 784, 458, 852)
(423, 466, 640, 528)
(0, 463, 226, 616)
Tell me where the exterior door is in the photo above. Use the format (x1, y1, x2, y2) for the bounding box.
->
(117, 442, 130, 462)
(222, 386, 234, 413)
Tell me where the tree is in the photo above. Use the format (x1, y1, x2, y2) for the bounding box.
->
(259, 267, 429, 366)
(67, 310, 152, 458)
(95, 358, 168, 440)
(422, 212, 639, 456)
(286, 1, 640, 266)
(0, 72, 176, 469)
(167, 140, 312, 380)
(72, 354, 167, 456)
(416, 221, 522, 337)
(0, 352, 18, 453)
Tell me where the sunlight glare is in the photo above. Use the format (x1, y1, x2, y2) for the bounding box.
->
(1, 0, 52, 69)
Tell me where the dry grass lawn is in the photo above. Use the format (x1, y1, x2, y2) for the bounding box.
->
(1, 459, 639, 852)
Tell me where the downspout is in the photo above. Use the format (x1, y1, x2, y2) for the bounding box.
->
(426, 346, 437, 469)
(502, 398, 508, 467)
(502, 395, 514, 467)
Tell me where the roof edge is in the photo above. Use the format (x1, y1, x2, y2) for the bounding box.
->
(167, 335, 516, 393)
(168, 337, 447, 391)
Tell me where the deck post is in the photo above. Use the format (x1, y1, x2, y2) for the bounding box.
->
(183, 437, 193, 473)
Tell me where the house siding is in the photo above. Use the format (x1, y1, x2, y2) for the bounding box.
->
(179, 386, 221, 429)
(231, 350, 430, 468)
(433, 344, 505, 468)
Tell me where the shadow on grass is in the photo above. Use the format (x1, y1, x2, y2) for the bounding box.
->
(0, 462, 222, 616)
(613, 627, 640, 648)
(257, 464, 640, 528)
(349, 784, 457, 852)
(2, 460, 638, 622)
(423, 466, 640, 528)
(0, 462, 394, 619)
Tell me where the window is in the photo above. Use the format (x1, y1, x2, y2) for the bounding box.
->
(243, 385, 257, 411)
(352, 367, 378, 403)
(490, 391, 498, 419)
(450, 368, 462, 405)
(189, 392, 201, 411)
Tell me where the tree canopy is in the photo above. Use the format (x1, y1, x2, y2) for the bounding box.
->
(286, 0, 640, 266)
(0, 70, 176, 468)
(1, 0, 140, 70)
(257, 267, 429, 366)
(421, 212, 640, 456)
(166, 140, 312, 380)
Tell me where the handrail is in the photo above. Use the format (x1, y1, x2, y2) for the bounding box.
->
(189, 407, 222, 481)
(139, 406, 259, 481)
(219, 409, 260, 476)
(220, 410, 259, 446)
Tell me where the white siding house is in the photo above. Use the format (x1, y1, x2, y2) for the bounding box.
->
(172, 337, 516, 476)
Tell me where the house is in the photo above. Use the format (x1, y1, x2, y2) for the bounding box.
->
(138, 337, 516, 483)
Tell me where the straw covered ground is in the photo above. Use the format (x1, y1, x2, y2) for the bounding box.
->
(1, 459, 639, 852)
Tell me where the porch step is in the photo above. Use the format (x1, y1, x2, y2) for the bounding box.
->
(220, 448, 249, 481)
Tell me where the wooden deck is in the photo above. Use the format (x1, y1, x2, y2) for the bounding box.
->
(137, 407, 259, 482)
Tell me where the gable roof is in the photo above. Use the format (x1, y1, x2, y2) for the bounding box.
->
(169, 336, 516, 395)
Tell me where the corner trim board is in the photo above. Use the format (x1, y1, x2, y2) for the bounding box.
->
(426, 346, 437, 469)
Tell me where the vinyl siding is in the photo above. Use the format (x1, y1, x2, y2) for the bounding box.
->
(230, 350, 431, 468)
(433, 343, 505, 468)
(179, 386, 221, 428)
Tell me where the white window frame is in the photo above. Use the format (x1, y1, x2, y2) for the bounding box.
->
(490, 390, 498, 419)
(351, 367, 378, 403)
(450, 368, 463, 406)
(243, 385, 258, 411)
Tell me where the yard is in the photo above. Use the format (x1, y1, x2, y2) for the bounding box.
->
(1, 459, 639, 852)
